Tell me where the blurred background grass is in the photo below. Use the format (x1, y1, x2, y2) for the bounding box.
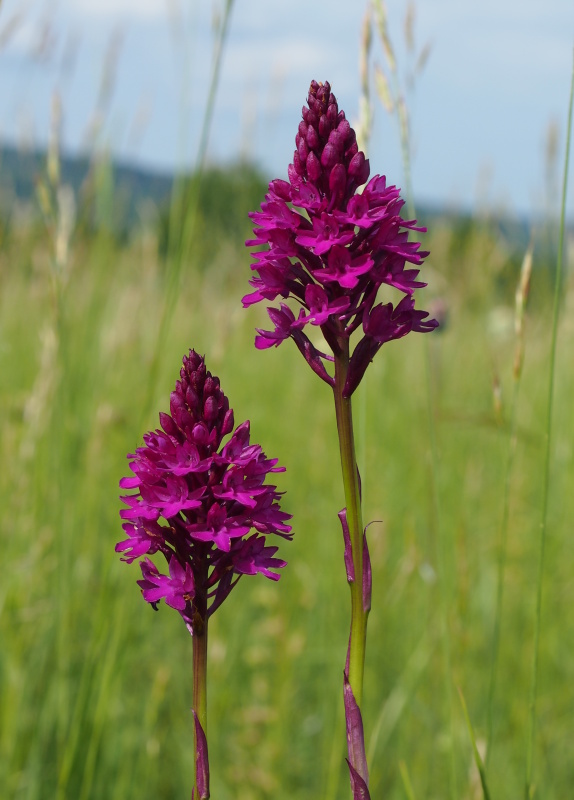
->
(1, 149, 573, 800)
(1, 3, 574, 798)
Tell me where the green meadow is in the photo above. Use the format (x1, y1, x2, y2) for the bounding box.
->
(0, 153, 572, 800)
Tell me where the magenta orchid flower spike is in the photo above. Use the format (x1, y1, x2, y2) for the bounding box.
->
(243, 79, 438, 397)
(244, 81, 438, 799)
(117, 349, 292, 799)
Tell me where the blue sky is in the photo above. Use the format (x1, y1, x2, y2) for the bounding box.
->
(0, 0, 572, 216)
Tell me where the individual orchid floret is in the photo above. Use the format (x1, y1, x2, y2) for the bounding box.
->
(243, 80, 438, 396)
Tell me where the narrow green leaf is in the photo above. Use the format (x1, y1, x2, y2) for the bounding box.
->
(398, 760, 416, 800)
(457, 685, 492, 800)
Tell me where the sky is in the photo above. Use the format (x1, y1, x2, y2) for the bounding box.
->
(0, 0, 573, 217)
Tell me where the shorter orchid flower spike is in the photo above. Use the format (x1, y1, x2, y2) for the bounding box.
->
(117, 349, 292, 632)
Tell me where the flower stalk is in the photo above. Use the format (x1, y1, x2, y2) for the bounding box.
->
(334, 341, 368, 706)
(334, 338, 371, 790)
(192, 621, 209, 799)
(191, 563, 209, 799)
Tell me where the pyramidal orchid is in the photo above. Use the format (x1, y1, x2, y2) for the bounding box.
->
(243, 79, 437, 398)
(117, 349, 292, 799)
(244, 80, 437, 797)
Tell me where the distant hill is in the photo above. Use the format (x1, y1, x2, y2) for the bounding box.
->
(0, 142, 541, 254)
(0, 143, 174, 228)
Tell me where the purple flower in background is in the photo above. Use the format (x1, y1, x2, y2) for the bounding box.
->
(117, 349, 292, 633)
(243, 80, 438, 396)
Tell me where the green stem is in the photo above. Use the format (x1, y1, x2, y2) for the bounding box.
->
(524, 50, 574, 800)
(333, 340, 369, 754)
(193, 619, 209, 799)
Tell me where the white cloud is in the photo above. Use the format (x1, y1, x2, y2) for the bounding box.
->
(63, 0, 166, 19)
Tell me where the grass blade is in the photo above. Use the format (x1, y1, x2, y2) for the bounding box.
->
(457, 685, 492, 800)
(524, 47, 574, 800)
(398, 760, 416, 800)
(486, 241, 534, 766)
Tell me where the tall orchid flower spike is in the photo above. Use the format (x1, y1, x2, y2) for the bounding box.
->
(117, 350, 292, 799)
(244, 81, 438, 797)
(243, 79, 437, 398)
